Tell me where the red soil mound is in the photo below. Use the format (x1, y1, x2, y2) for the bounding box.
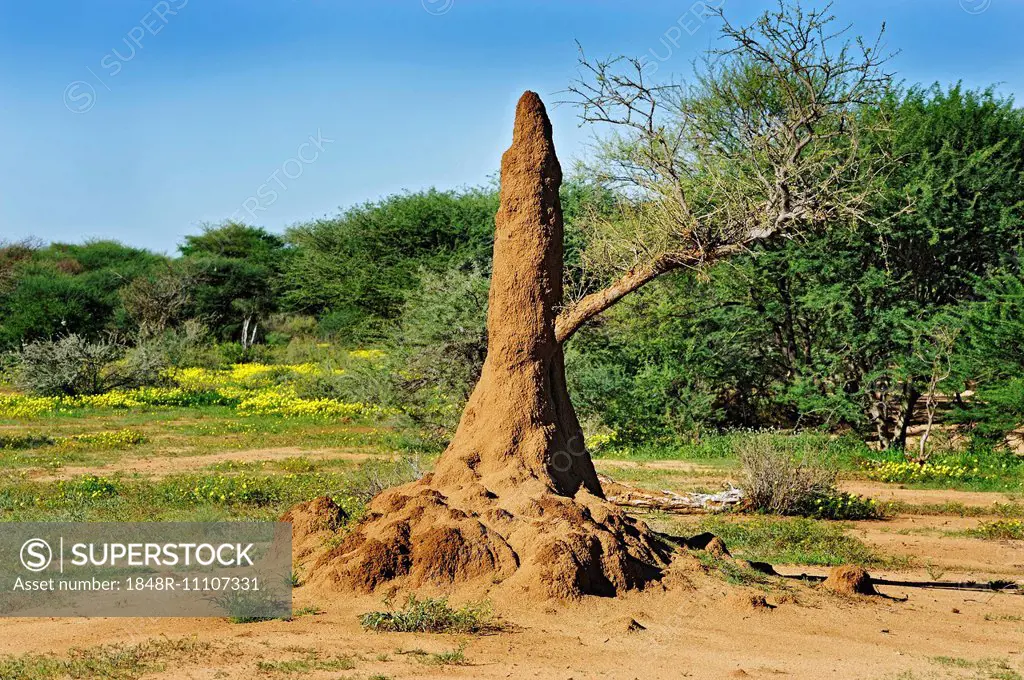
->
(282, 496, 349, 564)
(822, 565, 877, 596)
(300, 92, 675, 600)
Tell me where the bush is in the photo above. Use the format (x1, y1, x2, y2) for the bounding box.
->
(287, 351, 399, 409)
(344, 456, 425, 503)
(141, 321, 222, 369)
(799, 490, 881, 520)
(387, 266, 490, 437)
(359, 595, 497, 633)
(739, 437, 837, 515)
(14, 335, 169, 396)
(969, 519, 1024, 540)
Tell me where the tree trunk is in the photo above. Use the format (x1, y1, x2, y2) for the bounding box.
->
(308, 92, 673, 599)
(893, 383, 920, 454)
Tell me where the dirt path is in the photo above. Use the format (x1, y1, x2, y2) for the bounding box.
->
(851, 514, 1024, 579)
(33, 446, 389, 480)
(594, 459, 736, 493)
(594, 459, 730, 473)
(842, 480, 1022, 507)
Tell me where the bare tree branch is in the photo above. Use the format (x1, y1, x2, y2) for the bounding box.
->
(557, 0, 894, 341)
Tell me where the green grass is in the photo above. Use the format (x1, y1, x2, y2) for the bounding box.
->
(695, 551, 775, 588)
(256, 652, 356, 674)
(930, 656, 1023, 680)
(0, 637, 210, 680)
(0, 470, 360, 521)
(861, 448, 1024, 493)
(0, 405, 413, 469)
(421, 645, 468, 666)
(671, 515, 894, 567)
(596, 430, 1024, 493)
(594, 431, 870, 467)
(395, 646, 470, 667)
(0, 404, 431, 522)
(968, 519, 1024, 540)
(885, 501, 1024, 518)
(359, 596, 499, 634)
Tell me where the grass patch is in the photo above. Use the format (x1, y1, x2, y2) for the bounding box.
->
(0, 637, 209, 680)
(290, 606, 323, 618)
(885, 501, 1024, 518)
(595, 430, 1024, 493)
(678, 516, 893, 567)
(861, 449, 1024, 493)
(256, 652, 355, 674)
(968, 519, 1024, 540)
(930, 656, 1023, 680)
(0, 433, 57, 450)
(695, 551, 774, 588)
(421, 645, 468, 666)
(359, 595, 498, 634)
(595, 431, 869, 468)
(0, 469, 368, 522)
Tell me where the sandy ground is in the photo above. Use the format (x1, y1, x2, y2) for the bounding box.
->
(3, 447, 1021, 678)
(843, 481, 1022, 507)
(0, 574, 1021, 679)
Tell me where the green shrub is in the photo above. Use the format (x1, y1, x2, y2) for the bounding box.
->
(693, 516, 886, 567)
(15, 335, 168, 397)
(798, 491, 882, 520)
(59, 475, 120, 501)
(359, 595, 497, 633)
(386, 266, 490, 437)
(969, 519, 1024, 540)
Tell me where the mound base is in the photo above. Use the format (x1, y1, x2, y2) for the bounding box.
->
(302, 474, 676, 600)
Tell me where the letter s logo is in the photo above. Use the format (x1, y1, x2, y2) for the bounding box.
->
(20, 538, 53, 572)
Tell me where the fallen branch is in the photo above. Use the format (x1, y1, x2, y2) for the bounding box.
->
(599, 474, 744, 513)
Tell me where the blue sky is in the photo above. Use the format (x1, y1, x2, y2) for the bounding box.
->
(1, 0, 1022, 254)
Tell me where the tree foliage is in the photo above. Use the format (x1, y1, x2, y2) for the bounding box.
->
(282, 188, 497, 342)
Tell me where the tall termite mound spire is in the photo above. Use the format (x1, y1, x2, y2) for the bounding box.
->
(303, 92, 673, 600)
(430, 90, 602, 498)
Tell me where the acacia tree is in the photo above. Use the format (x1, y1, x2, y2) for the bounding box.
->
(310, 2, 892, 598)
(559, 2, 891, 343)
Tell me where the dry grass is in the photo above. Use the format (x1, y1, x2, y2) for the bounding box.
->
(739, 438, 837, 515)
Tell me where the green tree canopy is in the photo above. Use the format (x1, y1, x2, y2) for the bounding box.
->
(178, 223, 289, 343)
(0, 240, 162, 349)
(282, 188, 498, 342)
